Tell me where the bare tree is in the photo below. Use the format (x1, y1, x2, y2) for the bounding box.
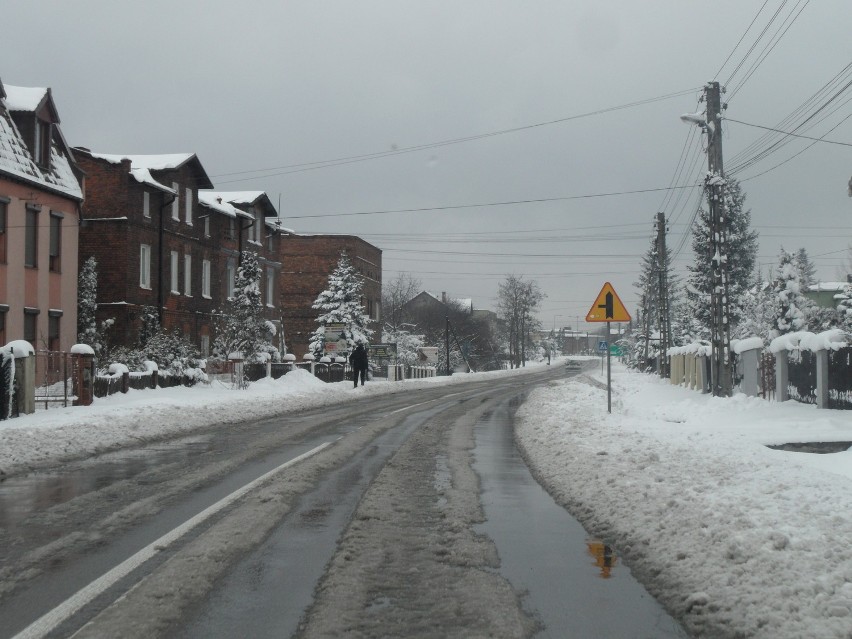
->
(497, 275, 545, 368)
(381, 272, 421, 333)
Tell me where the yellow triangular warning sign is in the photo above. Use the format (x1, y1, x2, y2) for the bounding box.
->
(586, 282, 631, 322)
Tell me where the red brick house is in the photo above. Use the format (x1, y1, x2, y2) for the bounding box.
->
(0, 80, 84, 351)
(279, 235, 381, 357)
(198, 191, 283, 351)
(75, 151, 284, 356)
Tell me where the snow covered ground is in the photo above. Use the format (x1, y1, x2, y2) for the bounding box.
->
(3, 358, 852, 636)
(515, 362, 852, 639)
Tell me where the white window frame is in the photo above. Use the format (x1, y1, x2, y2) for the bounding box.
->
(266, 267, 275, 307)
(140, 244, 151, 289)
(184, 254, 192, 296)
(171, 183, 179, 220)
(203, 214, 210, 237)
(226, 259, 235, 299)
(202, 259, 211, 298)
(143, 191, 150, 218)
(185, 187, 193, 226)
(170, 251, 179, 293)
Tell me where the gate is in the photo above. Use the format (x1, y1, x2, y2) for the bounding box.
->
(828, 347, 852, 410)
(759, 352, 775, 401)
(35, 350, 74, 409)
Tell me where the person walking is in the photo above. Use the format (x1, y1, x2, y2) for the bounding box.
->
(349, 343, 369, 387)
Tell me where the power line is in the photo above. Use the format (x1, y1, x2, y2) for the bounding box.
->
(285, 185, 699, 219)
(714, 0, 772, 80)
(207, 87, 701, 185)
(725, 117, 852, 147)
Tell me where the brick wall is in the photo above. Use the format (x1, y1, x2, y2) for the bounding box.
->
(279, 235, 382, 357)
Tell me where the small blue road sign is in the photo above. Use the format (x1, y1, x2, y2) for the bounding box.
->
(597, 340, 608, 353)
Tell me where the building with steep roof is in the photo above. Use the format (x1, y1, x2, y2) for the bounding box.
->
(75, 150, 284, 355)
(0, 79, 83, 351)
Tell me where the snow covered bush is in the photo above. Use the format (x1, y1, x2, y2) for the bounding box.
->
(382, 323, 424, 367)
(77, 256, 114, 358)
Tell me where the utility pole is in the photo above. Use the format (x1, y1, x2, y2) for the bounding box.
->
(704, 81, 733, 396)
(655, 212, 671, 378)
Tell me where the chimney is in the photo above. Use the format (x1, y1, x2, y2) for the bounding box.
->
(847, 274, 852, 284)
(442, 291, 447, 304)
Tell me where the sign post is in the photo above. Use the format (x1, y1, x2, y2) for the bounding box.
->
(585, 282, 631, 414)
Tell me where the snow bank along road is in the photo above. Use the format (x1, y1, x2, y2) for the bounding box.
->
(0, 366, 589, 638)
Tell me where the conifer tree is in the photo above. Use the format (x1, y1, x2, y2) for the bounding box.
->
(770, 248, 810, 337)
(214, 251, 276, 362)
(686, 177, 759, 336)
(77, 256, 112, 357)
(309, 252, 373, 355)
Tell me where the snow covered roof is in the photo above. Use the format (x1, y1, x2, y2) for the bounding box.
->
(3, 85, 49, 112)
(201, 190, 285, 228)
(197, 191, 251, 219)
(0, 84, 82, 200)
(807, 282, 849, 292)
(89, 152, 195, 171)
(81, 151, 214, 191)
(208, 191, 266, 206)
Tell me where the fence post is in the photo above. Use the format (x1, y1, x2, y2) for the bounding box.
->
(775, 350, 789, 402)
(69, 345, 96, 406)
(816, 349, 829, 409)
(10, 342, 36, 415)
(697, 355, 710, 393)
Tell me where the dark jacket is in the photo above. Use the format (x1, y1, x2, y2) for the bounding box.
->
(349, 345, 369, 370)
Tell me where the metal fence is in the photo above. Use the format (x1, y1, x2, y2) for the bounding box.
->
(829, 347, 852, 410)
(787, 350, 816, 405)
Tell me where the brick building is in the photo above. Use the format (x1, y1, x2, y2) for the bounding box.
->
(75, 150, 283, 355)
(0, 80, 83, 351)
(279, 235, 381, 357)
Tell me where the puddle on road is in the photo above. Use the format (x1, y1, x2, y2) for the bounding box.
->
(474, 403, 688, 639)
(766, 441, 852, 454)
(0, 438, 214, 530)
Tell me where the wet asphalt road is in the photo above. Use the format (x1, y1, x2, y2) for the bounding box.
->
(0, 367, 687, 638)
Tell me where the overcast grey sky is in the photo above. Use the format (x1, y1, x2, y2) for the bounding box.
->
(4, 1, 851, 332)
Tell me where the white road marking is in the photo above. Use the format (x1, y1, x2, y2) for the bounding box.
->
(389, 393, 459, 414)
(12, 442, 332, 639)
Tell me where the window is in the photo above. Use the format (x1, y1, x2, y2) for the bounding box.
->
(200, 334, 210, 357)
(0, 197, 7, 263)
(0, 306, 7, 345)
(185, 188, 193, 225)
(202, 259, 211, 298)
(226, 258, 235, 298)
(170, 251, 179, 293)
(48, 311, 61, 351)
(184, 254, 192, 296)
(140, 244, 151, 288)
(266, 267, 275, 307)
(227, 218, 235, 240)
(143, 191, 150, 218)
(204, 214, 210, 237)
(25, 206, 38, 267)
(171, 183, 179, 220)
(49, 212, 62, 272)
(24, 308, 39, 343)
(33, 120, 51, 168)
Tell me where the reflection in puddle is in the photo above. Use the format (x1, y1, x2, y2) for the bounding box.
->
(586, 539, 618, 579)
(474, 398, 688, 638)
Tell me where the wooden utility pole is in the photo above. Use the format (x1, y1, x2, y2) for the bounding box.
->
(705, 81, 733, 396)
(656, 212, 671, 378)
